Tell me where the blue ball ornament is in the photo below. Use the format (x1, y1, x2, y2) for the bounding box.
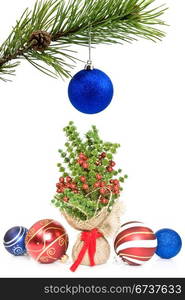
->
(155, 228, 182, 259)
(3, 226, 28, 256)
(68, 68, 114, 114)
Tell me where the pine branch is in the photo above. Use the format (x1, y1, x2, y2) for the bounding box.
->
(0, 0, 167, 81)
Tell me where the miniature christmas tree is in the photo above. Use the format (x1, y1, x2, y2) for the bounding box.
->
(52, 122, 127, 271)
(52, 121, 127, 221)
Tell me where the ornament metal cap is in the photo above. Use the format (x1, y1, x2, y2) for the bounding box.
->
(84, 60, 94, 70)
(61, 254, 69, 263)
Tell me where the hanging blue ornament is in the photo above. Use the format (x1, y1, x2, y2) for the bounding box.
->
(68, 68, 114, 114)
(155, 228, 182, 259)
(3, 226, 28, 256)
(68, 24, 114, 114)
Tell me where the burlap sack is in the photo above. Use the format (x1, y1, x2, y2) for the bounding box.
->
(72, 233, 110, 266)
(62, 201, 124, 267)
(62, 200, 124, 237)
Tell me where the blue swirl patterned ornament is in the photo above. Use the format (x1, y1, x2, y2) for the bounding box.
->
(68, 68, 114, 114)
(155, 228, 182, 259)
(3, 226, 28, 256)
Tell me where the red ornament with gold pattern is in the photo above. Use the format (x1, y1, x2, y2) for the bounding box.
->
(25, 219, 68, 264)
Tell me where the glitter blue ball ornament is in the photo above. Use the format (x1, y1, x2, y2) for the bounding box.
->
(3, 226, 28, 256)
(155, 228, 182, 259)
(68, 68, 114, 114)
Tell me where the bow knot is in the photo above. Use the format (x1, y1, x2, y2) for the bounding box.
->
(70, 228, 102, 272)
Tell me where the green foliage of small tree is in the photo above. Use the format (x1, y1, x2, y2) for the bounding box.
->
(52, 121, 128, 220)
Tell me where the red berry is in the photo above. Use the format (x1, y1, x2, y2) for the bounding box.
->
(96, 174, 102, 180)
(66, 183, 71, 188)
(100, 198, 109, 204)
(79, 153, 88, 160)
(106, 185, 113, 191)
(82, 184, 89, 190)
(56, 183, 61, 188)
(101, 152, 106, 158)
(100, 181, 106, 187)
(114, 191, 120, 195)
(66, 176, 72, 183)
(73, 190, 79, 194)
(110, 161, 116, 167)
(107, 166, 113, 172)
(63, 196, 69, 202)
(95, 161, 100, 166)
(100, 188, 106, 194)
(113, 186, 120, 194)
(113, 179, 119, 185)
(56, 188, 61, 193)
(78, 159, 84, 165)
(70, 183, 76, 189)
(79, 153, 85, 159)
(113, 185, 119, 191)
(80, 176, 86, 183)
(99, 155, 103, 160)
(94, 182, 100, 188)
(110, 179, 114, 184)
(59, 177, 64, 183)
(82, 162, 89, 169)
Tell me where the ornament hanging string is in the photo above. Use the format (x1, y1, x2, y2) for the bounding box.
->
(88, 24, 92, 64)
(85, 23, 93, 70)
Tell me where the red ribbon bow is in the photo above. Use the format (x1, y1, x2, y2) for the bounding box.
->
(70, 228, 102, 272)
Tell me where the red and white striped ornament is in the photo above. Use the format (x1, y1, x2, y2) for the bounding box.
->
(114, 221, 157, 266)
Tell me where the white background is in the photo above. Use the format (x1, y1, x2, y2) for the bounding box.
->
(0, 0, 184, 278)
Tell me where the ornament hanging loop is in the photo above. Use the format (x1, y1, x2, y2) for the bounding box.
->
(85, 23, 94, 70)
